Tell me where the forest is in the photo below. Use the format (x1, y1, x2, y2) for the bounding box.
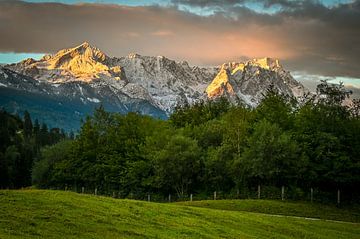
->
(0, 110, 70, 188)
(1, 81, 360, 203)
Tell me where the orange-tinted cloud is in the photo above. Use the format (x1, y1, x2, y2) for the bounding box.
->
(0, 0, 359, 78)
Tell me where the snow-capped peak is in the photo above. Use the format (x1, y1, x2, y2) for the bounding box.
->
(206, 58, 306, 106)
(46, 41, 108, 68)
(6, 42, 126, 83)
(127, 53, 141, 59)
(3, 42, 307, 116)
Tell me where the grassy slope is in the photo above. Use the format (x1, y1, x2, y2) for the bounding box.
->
(0, 190, 359, 239)
(178, 200, 360, 223)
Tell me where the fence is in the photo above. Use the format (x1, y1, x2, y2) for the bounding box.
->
(57, 184, 358, 206)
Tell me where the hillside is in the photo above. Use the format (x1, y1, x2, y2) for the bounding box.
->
(1, 190, 359, 239)
(178, 200, 360, 223)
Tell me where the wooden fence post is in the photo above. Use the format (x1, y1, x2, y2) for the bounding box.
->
(258, 185, 261, 199)
(82, 187, 85, 194)
(190, 194, 193, 202)
(281, 186, 285, 201)
(95, 187, 97, 196)
(168, 194, 171, 202)
(337, 189, 340, 205)
(112, 191, 116, 198)
(214, 191, 217, 200)
(310, 188, 313, 203)
(148, 194, 150, 202)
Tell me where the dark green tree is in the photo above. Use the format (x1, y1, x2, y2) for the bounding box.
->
(23, 111, 33, 139)
(239, 119, 304, 186)
(152, 134, 202, 197)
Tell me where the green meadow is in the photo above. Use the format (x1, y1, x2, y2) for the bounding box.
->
(0, 190, 359, 239)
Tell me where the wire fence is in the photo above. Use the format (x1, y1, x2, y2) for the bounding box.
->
(54, 184, 359, 206)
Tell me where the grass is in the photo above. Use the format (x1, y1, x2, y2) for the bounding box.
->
(0, 190, 359, 239)
(177, 199, 360, 223)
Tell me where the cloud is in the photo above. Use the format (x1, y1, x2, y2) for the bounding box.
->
(171, 0, 245, 7)
(293, 71, 360, 99)
(126, 32, 141, 38)
(171, 0, 349, 10)
(0, 0, 359, 79)
(151, 30, 175, 36)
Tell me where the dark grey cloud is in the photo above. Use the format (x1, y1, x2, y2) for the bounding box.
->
(171, 0, 246, 8)
(171, 0, 351, 9)
(171, 0, 317, 10)
(262, 0, 301, 8)
(0, 0, 359, 79)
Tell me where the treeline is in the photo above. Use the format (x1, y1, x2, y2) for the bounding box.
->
(31, 81, 360, 202)
(0, 110, 70, 188)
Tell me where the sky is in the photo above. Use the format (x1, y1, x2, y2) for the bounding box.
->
(0, 0, 359, 87)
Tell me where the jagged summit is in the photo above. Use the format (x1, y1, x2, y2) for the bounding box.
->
(46, 41, 109, 68)
(8, 42, 127, 82)
(125, 53, 171, 62)
(251, 57, 281, 70)
(20, 58, 36, 66)
(206, 57, 305, 106)
(206, 67, 231, 98)
(2, 42, 307, 118)
(79, 41, 91, 48)
(46, 42, 107, 60)
(127, 53, 141, 59)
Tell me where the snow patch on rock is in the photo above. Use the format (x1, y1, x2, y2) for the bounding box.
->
(87, 97, 100, 103)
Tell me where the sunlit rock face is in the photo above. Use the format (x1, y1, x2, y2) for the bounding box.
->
(7, 42, 126, 83)
(251, 57, 281, 70)
(206, 66, 235, 99)
(1, 42, 307, 130)
(206, 57, 307, 106)
(45, 42, 109, 78)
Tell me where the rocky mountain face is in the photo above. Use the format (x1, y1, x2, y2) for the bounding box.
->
(206, 58, 307, 106)
(0, 42, 307, 130)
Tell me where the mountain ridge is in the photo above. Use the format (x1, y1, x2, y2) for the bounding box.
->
(0, 42, 308, 130)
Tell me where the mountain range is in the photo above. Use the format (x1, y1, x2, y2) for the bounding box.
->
(0, 42, 307, 131)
